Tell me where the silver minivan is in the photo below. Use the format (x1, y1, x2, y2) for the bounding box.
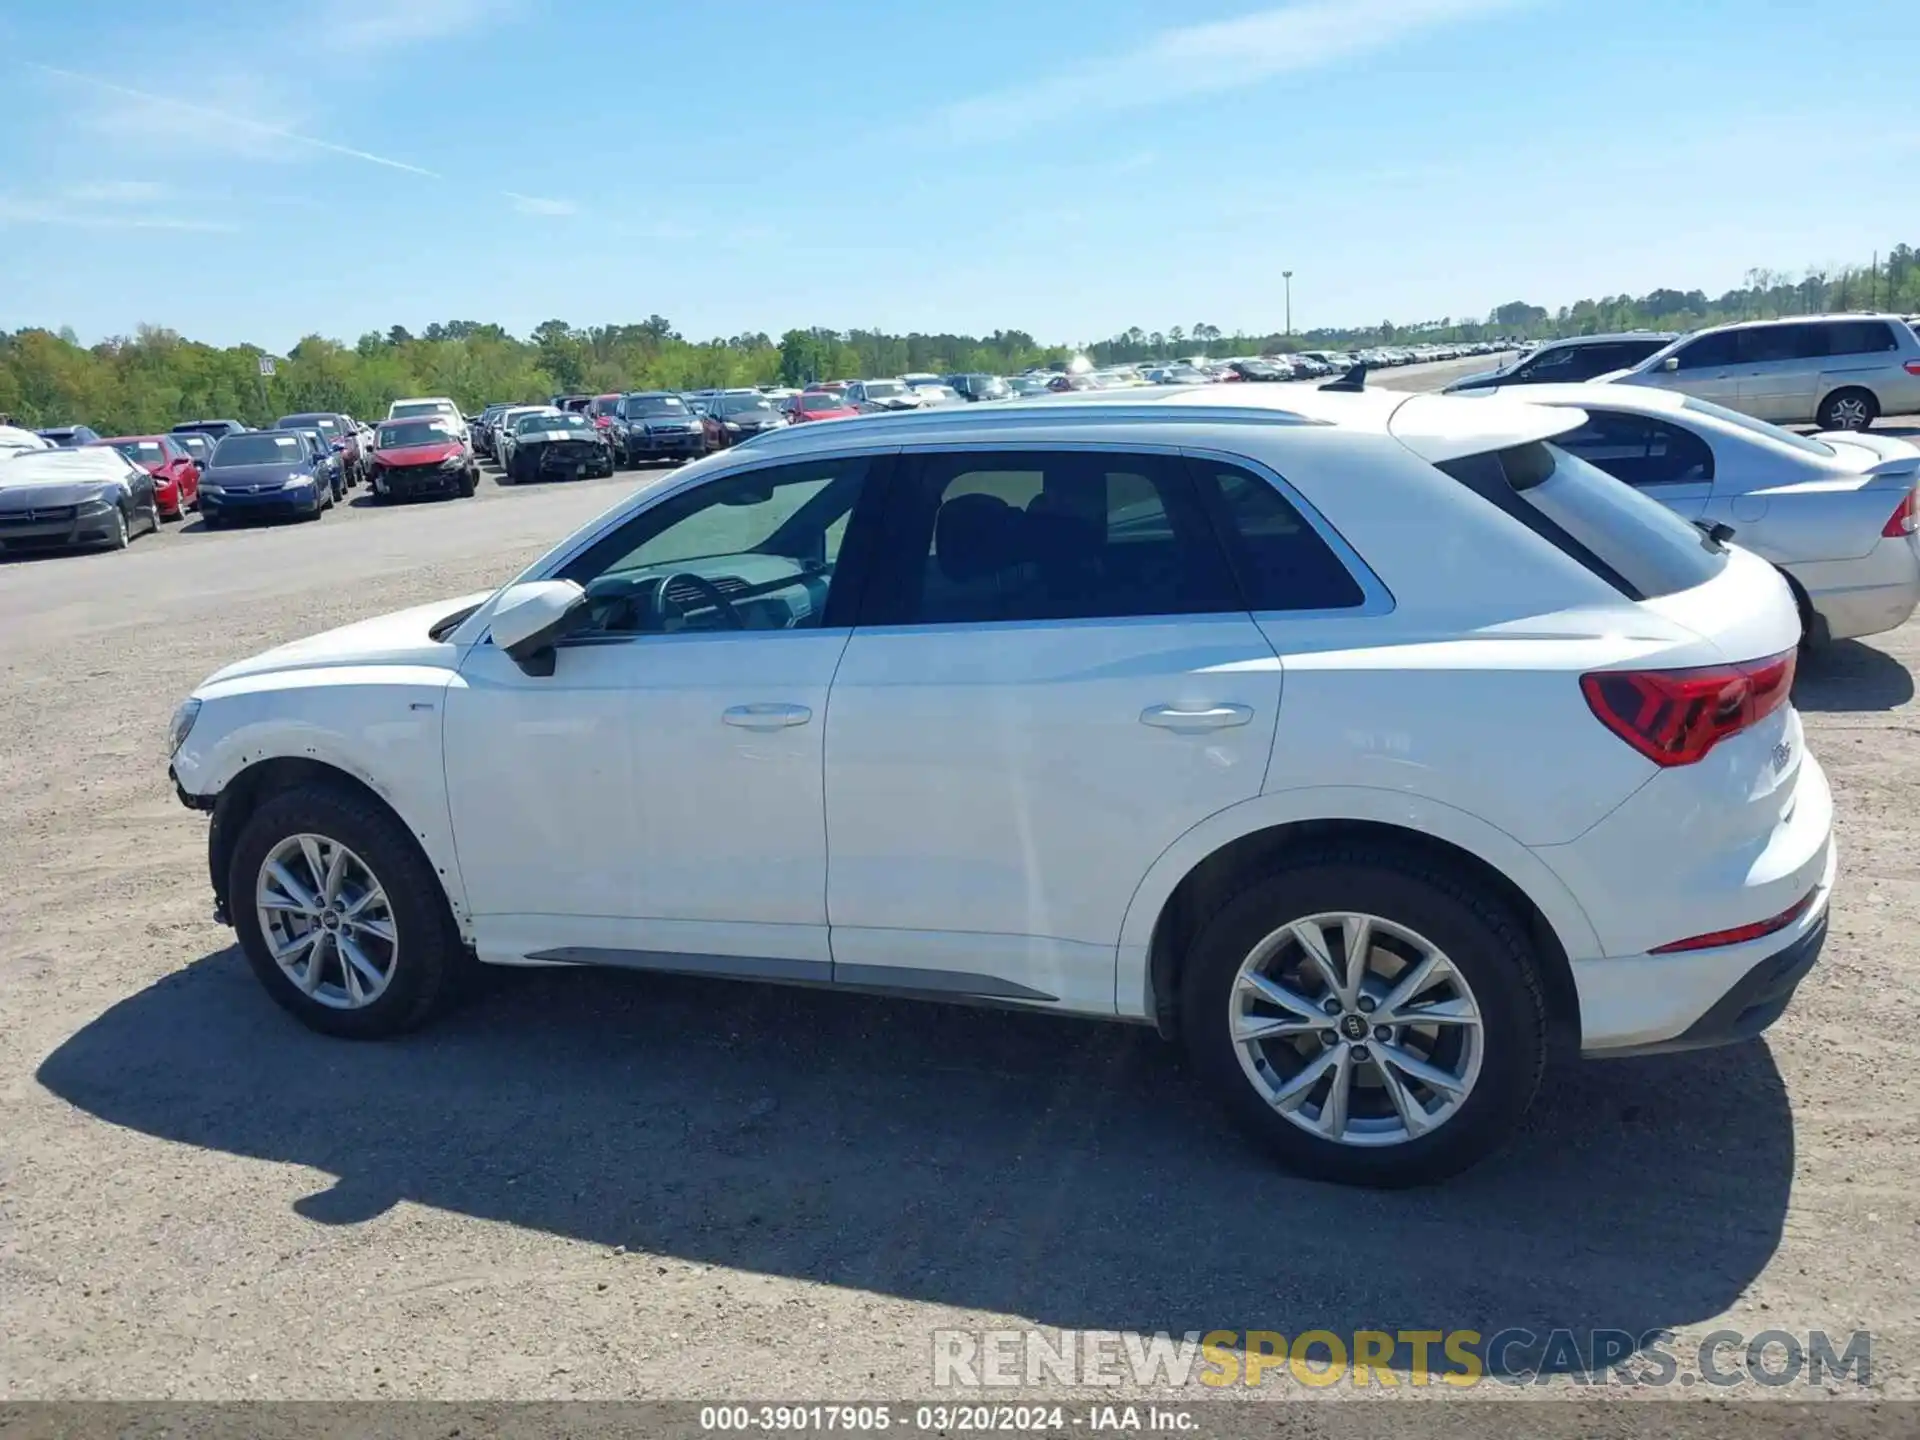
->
(1617, 314, 1920, 431)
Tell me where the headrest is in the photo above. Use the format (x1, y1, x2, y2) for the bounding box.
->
(935, 492, 1025, 582)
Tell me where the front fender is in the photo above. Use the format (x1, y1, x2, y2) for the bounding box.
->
(1111, 785, 1605, 1020)
(174, 665, 469, 927)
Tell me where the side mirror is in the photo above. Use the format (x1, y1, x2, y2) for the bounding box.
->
(489, 580, 586, 676)
(1662, 356, 1680, 372)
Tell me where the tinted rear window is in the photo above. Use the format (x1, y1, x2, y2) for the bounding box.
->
(1437, 441, 1727, 600)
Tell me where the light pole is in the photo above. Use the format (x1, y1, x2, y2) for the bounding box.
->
(1282, 271, 1294, 338)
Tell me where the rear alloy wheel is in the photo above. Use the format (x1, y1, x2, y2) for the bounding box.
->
(232, 785, 466, 1037)
(1817, 388, 1878, 432)
(1181, 851, 1547, 1186)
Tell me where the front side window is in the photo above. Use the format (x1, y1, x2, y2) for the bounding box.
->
(1551, 411, 1715, 487)
(860, 450, 1240, 626)
(1671, 332, 1739, 370)
(556, 457, 875, 637)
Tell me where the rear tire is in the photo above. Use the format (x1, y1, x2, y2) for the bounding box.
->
(1178, 846, 1548, 1187)
(1816, 387, 1878, 432)
(230, 784, 468, 1038)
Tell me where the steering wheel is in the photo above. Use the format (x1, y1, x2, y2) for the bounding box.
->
(655, 572, 744, 630)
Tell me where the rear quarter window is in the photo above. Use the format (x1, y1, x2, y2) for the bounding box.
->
(1437, 441, 1728, 600)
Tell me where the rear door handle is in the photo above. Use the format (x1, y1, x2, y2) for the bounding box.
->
(723, 703, 812, 730)
(1140, 703, 1255, 732)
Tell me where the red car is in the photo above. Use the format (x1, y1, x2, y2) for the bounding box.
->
(365, 418, 477, 503)
(90, 434, 200, 518)
(786, 390, 861, 424)
(587, 393, 622, 435)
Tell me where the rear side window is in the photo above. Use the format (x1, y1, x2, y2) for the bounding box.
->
(861, 450, 1241, 625)
(1188, 461, 1366, 610)
(1552, 411, 1715, 487)
(1436, 442, 1728, 600)
(1817, 319, 1898, 357)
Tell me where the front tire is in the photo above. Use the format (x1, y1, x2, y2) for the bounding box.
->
(230, 784, 467, 1038)
(103, 504, 130, 551)
(1178, 847, 1548, 1187)
(1817, 387, 1878, 432)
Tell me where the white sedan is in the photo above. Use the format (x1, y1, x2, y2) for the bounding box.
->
(1464, 382, 1920, 643)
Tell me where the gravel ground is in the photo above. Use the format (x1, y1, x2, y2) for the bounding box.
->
(1, 375, 1917, 1405)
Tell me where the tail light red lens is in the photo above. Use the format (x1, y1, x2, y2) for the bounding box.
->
(1580, 649, 1796, 766)
(1904, 360, 1920, 376)
(1885, 489, 1917, 537)
(1651, 889, 1814, 953)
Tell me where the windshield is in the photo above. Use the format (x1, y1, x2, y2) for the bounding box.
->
(174, 434, 212, 460)
(392, 401, 454, 419)
(518, 412, 590, 433)
(378, 420, 457, 448)
(1681, 396, 1835, 457)
(862, 381, 905, 399)
(280, 415, 340, 439)
(625, 395, 688, 416)
(799, 392, 846, 409)
(718, 398, 775, 417)
(211, 433, 306, 467)
(110, 440, 166, 465)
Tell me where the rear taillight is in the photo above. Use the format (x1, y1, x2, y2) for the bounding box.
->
(1650, 890, 1814, 953)
(1904, 360, 1920, 376)
(1884, 489, 1917, 537)
(1580, 649, 1796, 766)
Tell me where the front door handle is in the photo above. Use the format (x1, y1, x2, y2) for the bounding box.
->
(723, 703, 812, 730)
(1140, 703, 1255, 732)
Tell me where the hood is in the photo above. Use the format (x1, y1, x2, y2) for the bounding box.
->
(1442, 367, 1506, 392)
(797, 405, 857, 420)
(374, 440, 463, 466)
(0, 477, 124, 510)
(633, 414, 704, 429)
(202, 591, 496, 689)
(866, 395, 921, 410)
(203, 461, 314, 488)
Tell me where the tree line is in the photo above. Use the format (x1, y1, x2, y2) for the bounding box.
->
(5, 244, 1916, 435)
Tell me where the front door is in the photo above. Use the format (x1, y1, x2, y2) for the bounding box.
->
(444, 453, 885, 976)
(1655, 329, 1741, 407)
(824, 447, 1282, 1013)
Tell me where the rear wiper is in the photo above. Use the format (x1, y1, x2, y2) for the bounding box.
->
(1693, 519, 1736, 549)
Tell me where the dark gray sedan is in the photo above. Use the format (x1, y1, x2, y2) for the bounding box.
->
(0, 447, 160, 552)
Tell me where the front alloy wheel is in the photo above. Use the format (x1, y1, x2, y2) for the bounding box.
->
(256, 833, 398, 1009)
(1229, 912, 1483, 1146)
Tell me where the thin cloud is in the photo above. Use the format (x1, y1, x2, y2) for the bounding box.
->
(505, 192, 579, 217)
(30, 64, 442, 176)
(63, 180, 169, 203)
(0, 195, 235, 232)
(317, 0, 520, 48)
(939, 0, 1528, 140)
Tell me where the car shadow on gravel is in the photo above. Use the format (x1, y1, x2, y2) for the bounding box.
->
(1792, 639, 1915, 712)
(37, 949, 1794, 1375)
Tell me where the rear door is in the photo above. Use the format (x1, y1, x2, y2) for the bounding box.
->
(823, 446, 1282, 1013)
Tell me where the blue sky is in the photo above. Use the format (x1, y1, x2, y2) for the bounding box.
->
(3, 0, 1917, 350)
